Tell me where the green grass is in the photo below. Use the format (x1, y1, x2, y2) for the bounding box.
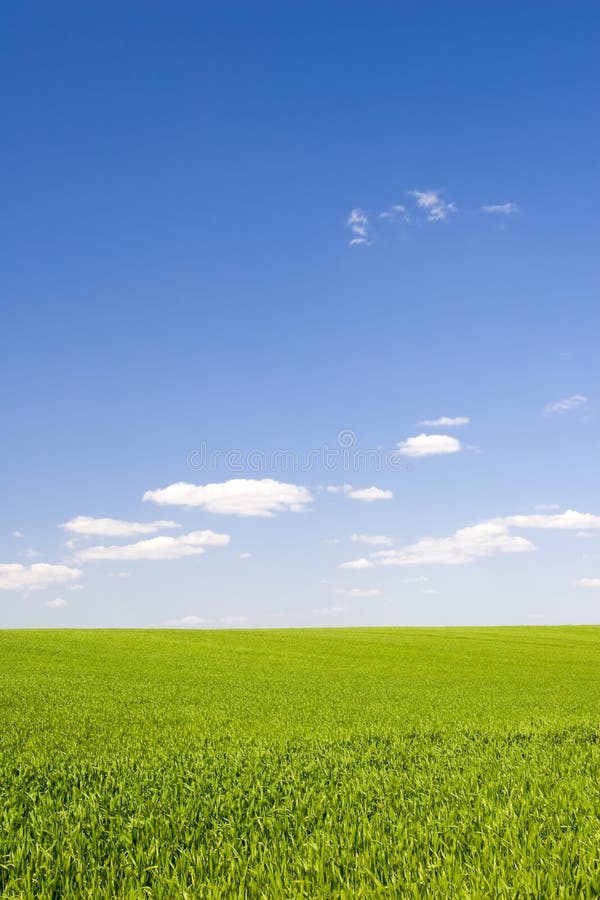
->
(1, 626, 599, 897)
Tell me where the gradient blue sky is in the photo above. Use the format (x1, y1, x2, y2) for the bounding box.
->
(2, 1, 600, 627)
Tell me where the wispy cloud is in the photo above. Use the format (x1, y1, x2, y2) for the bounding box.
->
(379, 204, 409, 223)
(503, 510, 600, 530)
(544, 394, 588, 416)
(164, 615, 211, 627)
(574, 577, 600, 588)
(328, 484, 393, 502)
(335, 587, 380, 597)
(61, 516, 181, 537)
(372, 522, 533, 567)
(347, 208, 372, 246)
(418, 416, 470, 427)
(339, 557, 375, 570)
(76, 530, 230, 562)
(0, 563, 82, 592)
(481, 202, 518, 215)
(396, 433, 462, 458)
(409, 189, 457, 222)
(144, 478, 312, 517)
(45, 597, 67, 608)
(350, 533, 392, 546)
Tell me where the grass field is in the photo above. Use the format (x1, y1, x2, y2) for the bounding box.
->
(1, 626, 599, 898)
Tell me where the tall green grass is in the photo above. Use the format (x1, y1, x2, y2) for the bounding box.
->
(1, 627, 599, 897)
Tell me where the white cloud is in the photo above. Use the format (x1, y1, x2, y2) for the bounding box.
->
(348, 486, 393, 502)
(0, 563, 82, 592)
(418, 416, 470, 427)
(335, 587, 381, 597)
(12, 531, 23, 539)
(328, 485, 393, 502)
(350, 533, 392, 546)
(379, 204, 409, 223)
(339, 557, 375, 569)
(533, 504, 561, 511)
(61, 516, 181, 537)
(544, 394, 588, 415)
(77, 530, 230, 562)
(481, 202, 518, 215)
(574, 577, 600, 588)
(409, 189, 456, 222)
(403, 575, 429, 583)
(503, 510, 600, 531)
(144, 478, 312, 517)
(45, 597, 67, 608)
(347, 208, 372, 246)
(239, 552, 252, 559)
(396, 433, 462, 457)
(165, 615, 211, 627)
(315, 605, 345, 615)
(373, 521, 534, 567)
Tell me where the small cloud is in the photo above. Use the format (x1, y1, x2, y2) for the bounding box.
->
(164, 615, 211, 627)
(0, 563, 82, 592)
(239, 552, 252, 559)
(61, 516, 181, 537)
(403, 575, 429, 583)
(544, 394, 588, 416)
(339, 558, 375, 570)
(576, 531, 594, 539)
(379, 204, 409, 223)
(12, 531, 23, 539)
(409, 189, 456, 222)
(418, 416, 470, 427)
(335, 587, 381, 597)
(110, 571, 131, 578)
(421, 588, 439, 595)
(144, 478, 312, 517)
(45, 598, 67, 608)
(315, 605, 345, 616)
(533, 504, 561, 512)
(574, 577, 600, 588)
(347, 208, 372, 246)
(397, 433, 462, 458)
(328, 485, 393, 502)
(481, 202, 518, 215)
(504, 510, 600, 531)
(76, 530, 230, 562)
(350, 533, 392, 546)
(372, 521, 533, 567)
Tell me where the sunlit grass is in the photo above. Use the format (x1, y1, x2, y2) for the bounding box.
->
(1, 627, 599, 897)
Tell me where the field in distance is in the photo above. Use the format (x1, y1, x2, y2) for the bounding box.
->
(1, 626, 599, 898)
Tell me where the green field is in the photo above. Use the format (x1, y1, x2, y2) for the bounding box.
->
(1, 627, 599, 898)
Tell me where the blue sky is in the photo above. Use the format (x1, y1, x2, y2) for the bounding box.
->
(2, 2, 600, 627)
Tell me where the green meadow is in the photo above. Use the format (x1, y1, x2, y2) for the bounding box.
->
(1, 627, 599, 898)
